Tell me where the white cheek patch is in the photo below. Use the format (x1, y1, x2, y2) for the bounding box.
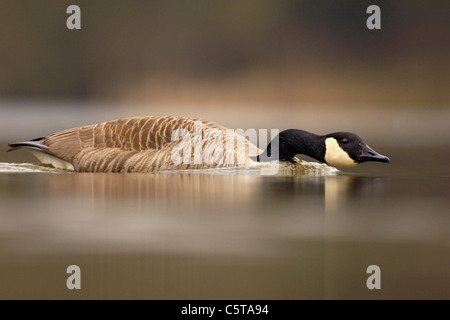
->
(324, 137, 357, 167)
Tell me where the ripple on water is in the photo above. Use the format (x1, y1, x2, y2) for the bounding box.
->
(0, 160, 339, 176)
(165, 160, 339, 176)
(0, 162, 67, 173)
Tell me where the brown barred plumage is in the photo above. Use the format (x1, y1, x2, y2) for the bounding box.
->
(26, 116, 262, 172)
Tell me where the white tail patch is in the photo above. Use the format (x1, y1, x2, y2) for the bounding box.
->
(29, 150, 74, 171)
(324, 138, 357, 167)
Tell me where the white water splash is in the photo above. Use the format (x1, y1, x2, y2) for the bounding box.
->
(0, 162, 66, 173)
(164, 159, 339, 176)
(0, 159, 339, 176)
(280, 158, 340, 176)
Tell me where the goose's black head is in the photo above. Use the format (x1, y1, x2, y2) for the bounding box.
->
(258, 129, 390, 167)
(322, 132, 390, 167)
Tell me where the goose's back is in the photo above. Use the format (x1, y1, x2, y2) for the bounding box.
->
(42, 116, 260, 172)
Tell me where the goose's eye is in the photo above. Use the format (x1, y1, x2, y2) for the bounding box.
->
(341, 138, 349, 144)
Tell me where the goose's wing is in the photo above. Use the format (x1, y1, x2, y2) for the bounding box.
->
(42, 116, 214, 162)
(10, 116, 261, 172)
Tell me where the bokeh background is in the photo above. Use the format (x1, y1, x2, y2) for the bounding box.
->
(1, 0, 450, 301)
(1, 0, 449, 154)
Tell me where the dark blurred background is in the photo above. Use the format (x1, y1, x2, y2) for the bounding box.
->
(0, 0, 449, 149)
(2, 1, 450, 300)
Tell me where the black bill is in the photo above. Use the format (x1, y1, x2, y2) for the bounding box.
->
(358, 145, 390, 164)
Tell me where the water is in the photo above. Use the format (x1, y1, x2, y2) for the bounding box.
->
(0, 146, 449, 299)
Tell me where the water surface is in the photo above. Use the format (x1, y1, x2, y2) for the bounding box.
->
(0, 146, 449, 299)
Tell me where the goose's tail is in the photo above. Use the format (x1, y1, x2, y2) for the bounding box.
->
(7, 138, 74, 170)
(7, 137, 49, 153)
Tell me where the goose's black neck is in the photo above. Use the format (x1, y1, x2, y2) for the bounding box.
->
(255, 129, 325, 162)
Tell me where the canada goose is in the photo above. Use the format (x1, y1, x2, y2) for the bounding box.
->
(7, 116, 389, 172)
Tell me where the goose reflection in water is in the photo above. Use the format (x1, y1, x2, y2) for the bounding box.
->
(258, 174, 389, 212)
(37, 168, 389, 212)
